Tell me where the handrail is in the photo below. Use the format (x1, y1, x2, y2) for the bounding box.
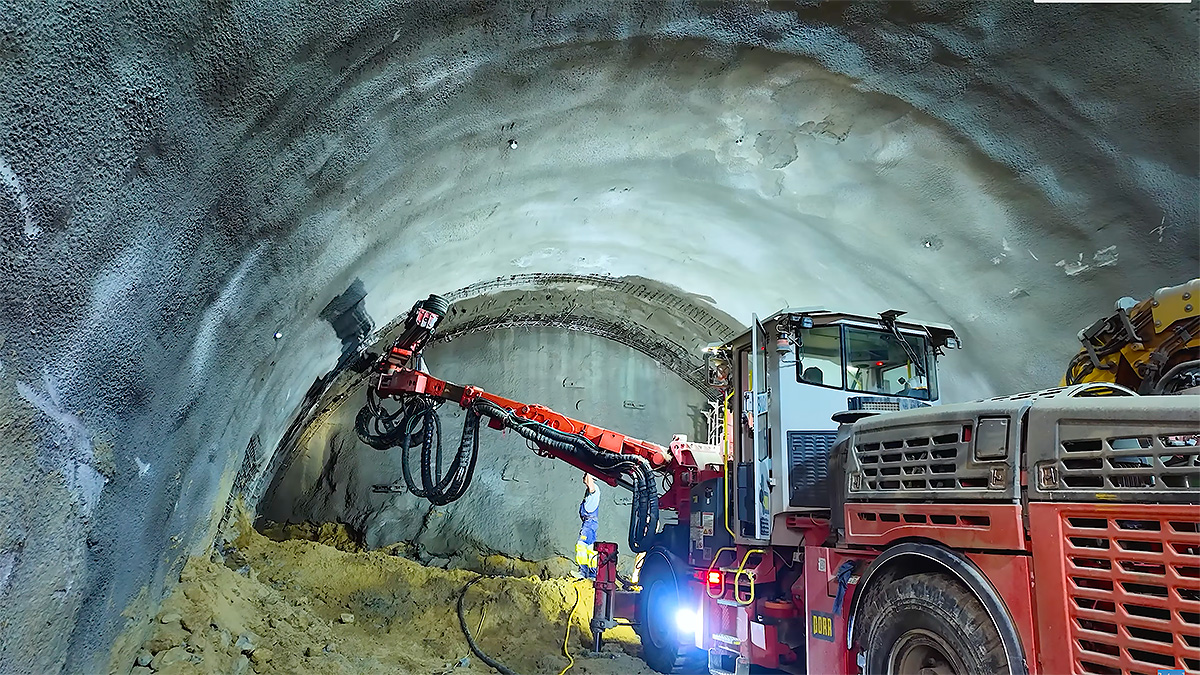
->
(704, 547, 738, 599)
(732, 549, 764, 606)
(721, 388, 737, 540)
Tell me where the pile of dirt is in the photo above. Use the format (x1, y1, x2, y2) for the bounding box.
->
(257, 520, 584, 581)
(116, 516, 653, 675)
(257, 521, 365, 553)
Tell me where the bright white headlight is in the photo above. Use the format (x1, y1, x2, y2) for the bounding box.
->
(674, 608, 698, 634)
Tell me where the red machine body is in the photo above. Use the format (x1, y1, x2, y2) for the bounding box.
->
(363, 295, 1200, 675)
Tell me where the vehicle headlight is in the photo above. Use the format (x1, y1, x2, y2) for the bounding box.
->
(674, 608, 699, 634)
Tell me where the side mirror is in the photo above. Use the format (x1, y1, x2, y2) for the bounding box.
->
(707, 352, 731, 388)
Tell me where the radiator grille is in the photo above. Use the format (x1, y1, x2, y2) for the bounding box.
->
(850, 426, 1003, 497)
(1027, 395, 1200, 504)
(787, 431, 837, 507)
(1050, 434, 1199, 493)
(1063, 514, 1200, 675)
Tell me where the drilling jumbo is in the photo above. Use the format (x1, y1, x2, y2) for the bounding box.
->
(357, 292, 1200, 675)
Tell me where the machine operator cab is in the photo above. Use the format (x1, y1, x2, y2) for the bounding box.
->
(706, 309, 961, 542)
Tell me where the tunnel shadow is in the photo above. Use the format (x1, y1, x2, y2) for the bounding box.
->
(319, 277, 376, 371)
(228, 279, 380, 529)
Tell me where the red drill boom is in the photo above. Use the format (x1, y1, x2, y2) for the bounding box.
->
(376, 365, 677, 478)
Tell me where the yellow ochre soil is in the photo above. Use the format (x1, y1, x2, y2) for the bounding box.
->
(119, 517, 654, 675)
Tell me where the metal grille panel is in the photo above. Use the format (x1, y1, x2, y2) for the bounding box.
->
(848, 421, 1015, 500)
(1062, 513, 1200, 675)
(859, 399, 900, 412)
(854, 426, 968, 492)
(787, 431, 837, 507)
(1028, 396, 1200, 503)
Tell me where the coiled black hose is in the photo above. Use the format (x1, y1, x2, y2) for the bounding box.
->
(356, 393, 481, 506)
(355, 389, 414, 449)
(400, 397, 482, 506)
(358, 394, 661, 551)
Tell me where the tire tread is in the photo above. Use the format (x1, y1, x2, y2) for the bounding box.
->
(857, 571, 1009, 675)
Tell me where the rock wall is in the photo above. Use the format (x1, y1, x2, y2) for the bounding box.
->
(0, 2, 1194, 673)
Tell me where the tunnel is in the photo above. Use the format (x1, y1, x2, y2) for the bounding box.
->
(0, 2, 1196, 674)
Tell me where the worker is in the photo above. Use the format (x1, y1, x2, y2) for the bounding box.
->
(575, 473, 601, 579)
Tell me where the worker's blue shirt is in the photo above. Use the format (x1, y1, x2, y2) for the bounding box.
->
(576, 487, 601, 575)
(579, 485, 600, 547)
(579, 485, 600, 523)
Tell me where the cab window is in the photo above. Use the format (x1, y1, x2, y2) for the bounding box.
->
(844, 327, 934, 400)
(797, 326, 843, 388)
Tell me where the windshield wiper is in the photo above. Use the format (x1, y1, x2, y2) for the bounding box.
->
(879, 310, 927, 380)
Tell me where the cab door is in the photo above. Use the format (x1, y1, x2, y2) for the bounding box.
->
(750, 315, 771, 540)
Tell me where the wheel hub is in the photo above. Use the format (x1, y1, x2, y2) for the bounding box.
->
(644, 578, 673, 647)
(888, 628, 967, 675)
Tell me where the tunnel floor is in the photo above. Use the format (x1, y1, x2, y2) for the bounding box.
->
(120, 513, 653, 675)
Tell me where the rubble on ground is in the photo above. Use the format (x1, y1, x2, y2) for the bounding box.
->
(116, 514, 652, 675)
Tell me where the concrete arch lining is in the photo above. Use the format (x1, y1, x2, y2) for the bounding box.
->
(427, 273, 746, 397)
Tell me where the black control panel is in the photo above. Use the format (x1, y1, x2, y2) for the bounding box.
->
(688, 475, 734, 567)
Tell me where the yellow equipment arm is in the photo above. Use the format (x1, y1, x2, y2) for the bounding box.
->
(1064, 278, 1200, 395)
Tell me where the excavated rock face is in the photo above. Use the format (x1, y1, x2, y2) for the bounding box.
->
(0, 2, 1194, 673)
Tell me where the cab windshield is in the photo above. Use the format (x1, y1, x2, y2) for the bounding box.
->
(797, 325, 936, 400)
(844, 326, 933, 400)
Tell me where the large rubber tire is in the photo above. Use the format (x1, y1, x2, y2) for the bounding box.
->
(857, 572, 1010, 675)
(634, 552, 707, 674)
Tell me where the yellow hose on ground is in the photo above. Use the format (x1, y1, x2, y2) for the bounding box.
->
(557, 584, 583, 675)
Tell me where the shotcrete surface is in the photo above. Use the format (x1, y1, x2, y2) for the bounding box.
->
(0, 2, 1194, 673)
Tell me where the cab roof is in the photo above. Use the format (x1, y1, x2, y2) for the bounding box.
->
(763, 307, 955, 333)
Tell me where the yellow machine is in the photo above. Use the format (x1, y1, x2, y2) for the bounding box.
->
(1063, 278, 1200, 394)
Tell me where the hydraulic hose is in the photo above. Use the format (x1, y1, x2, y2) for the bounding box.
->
(469, 398, 659, 552)
(401, 396, 482, 506)
(358, 394, 661, 551)
(457, 576, 519, 675)
(1153, 359, 1200, 394)
(356, 394, 482, 506)
(355, 389, 421, 450)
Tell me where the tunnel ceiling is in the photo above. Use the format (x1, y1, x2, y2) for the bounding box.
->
(0, 2, 1196, 673)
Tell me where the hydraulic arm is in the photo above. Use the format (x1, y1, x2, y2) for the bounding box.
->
(355, 294, 701, 552)
(1063, 278, 1200, 394)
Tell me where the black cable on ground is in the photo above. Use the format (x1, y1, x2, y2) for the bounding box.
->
(457, 576, 520, 675)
